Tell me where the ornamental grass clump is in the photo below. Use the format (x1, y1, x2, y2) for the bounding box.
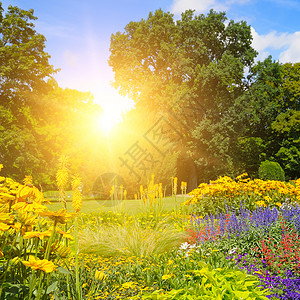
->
(79, 216, 186, 257)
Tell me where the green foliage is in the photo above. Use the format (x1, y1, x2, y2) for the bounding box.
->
(258, 160, 285, 181)
(140, 266, 269, 299)
(240, 58, 300, 180)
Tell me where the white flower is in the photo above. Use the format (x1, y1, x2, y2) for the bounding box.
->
(228, 248, 237, 255)
(179, 242, 190, 250)
(189, 243, 197, 249)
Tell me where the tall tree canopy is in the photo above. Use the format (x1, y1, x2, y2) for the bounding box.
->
(0, 4, 103, 188)
(0, 4, 56, 104)
(235, 58, 300, 179)
(109, 9, 258, 181)
(110, 9, 299, 181)
(0, 3, 56, 181)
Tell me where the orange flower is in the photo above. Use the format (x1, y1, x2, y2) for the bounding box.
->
(22, 255, 56, 273)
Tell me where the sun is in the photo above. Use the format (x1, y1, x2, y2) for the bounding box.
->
(92, 86, 135, 135)
(96, 107, 123, 134)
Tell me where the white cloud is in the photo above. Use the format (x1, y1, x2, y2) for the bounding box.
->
(170, 0, 250, 14)
(279, 32, 300, 63)
(251, 27, 300, 63)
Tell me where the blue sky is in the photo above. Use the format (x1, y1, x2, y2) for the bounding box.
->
(1, 0, 300, 114)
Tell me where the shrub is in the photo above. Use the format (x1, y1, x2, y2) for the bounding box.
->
(258, 160, 285, 181)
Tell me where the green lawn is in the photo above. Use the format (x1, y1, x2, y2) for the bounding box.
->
(46, 195, 189, 215)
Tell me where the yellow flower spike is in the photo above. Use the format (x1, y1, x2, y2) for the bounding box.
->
(23, 175, 33, 186)
(56, 163, 69, 189)
(22, 255, 56, 273)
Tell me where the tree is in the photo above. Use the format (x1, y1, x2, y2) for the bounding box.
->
(235, 58, 300, 179)
(0, 3, 56, 181)
(0, 4, 57, 104)
(109, 9, 257, 182)
(271, 62, 300, 179)
(0, 4, 105, 189)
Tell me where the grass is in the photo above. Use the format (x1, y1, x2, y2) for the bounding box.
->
(46, 196, 189, 215)
(79, 217, 187, 257)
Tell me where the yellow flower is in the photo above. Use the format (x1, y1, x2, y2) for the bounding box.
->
(22, 255, 56, 273)
(12, 202, 47, 213)
(56, 164, 69, 189)
(0, 164, 3, 172)
(39, 209, 74, 224)
(0, 222, 10, 231)
(16, 185, 35, 202)
(12, 222, 22, 231)
(56, 227, 74, 240)
(18, 211, 37, 226)
(162, 274, 174, 280)
(0, 192, 15, 203)
(255, 200, 267, 207)
(264, 196, 272, 202)
(167, 259, 174, 265)
(121, 281, 135, 289)
(23, 230, 52, 240)
(142, 267, 150, 272)
(0, 212, 13, 224)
